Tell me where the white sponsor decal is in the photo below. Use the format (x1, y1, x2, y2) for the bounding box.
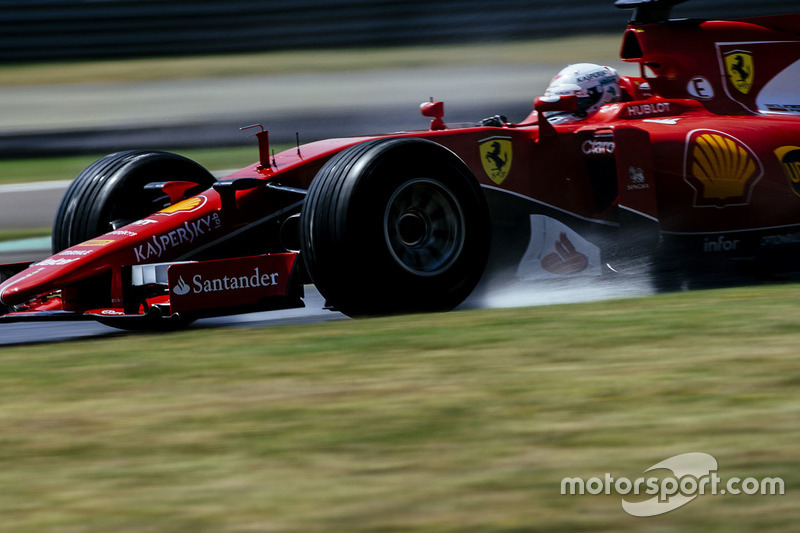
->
(561, 452, 785, 517)
(704, 235, 740, 252)
(626, 102, 671, 117)
(757, 58, 800, 115)
(762, 232, 800, 246)
(58, 250, 92, 256)
(643, 118, 681, 125)
(582, 140, 615, 155)
(687, 76, 714, 99)
(516, 215, 602, 281)
(130, 218, 158, 226)
(109, 230, 138, 237)
(173, 276, 191, 295)
(627, 166, 650, 190)
(35, 257, 80, 266)
(134, 213, 221, 263)
(178, 267, 280, 295)
(764, 103, 800, 114)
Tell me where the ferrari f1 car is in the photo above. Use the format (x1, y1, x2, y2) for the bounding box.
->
(1, 0, 799, 329)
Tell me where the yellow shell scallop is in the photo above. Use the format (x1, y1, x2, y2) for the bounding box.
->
(691, 133, 756, 199)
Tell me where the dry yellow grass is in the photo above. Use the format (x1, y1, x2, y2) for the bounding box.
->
(0, 35, 622, 87)
(0, 283, 797, 531)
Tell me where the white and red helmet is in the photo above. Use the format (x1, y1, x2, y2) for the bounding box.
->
(543, 63, 620, 123)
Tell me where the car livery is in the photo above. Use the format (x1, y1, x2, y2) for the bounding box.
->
(1, 0, 799, 329)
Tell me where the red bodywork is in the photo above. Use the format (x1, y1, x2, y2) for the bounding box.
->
(1, 7, 799, 326)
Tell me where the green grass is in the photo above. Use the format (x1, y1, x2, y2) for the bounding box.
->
(0, 145, 286, 186)
(0, 35, 621, 87)
(0, 283, 798, 531)
(0, 227, 50, 243)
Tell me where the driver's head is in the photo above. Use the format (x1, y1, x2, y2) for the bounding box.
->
(543, 63, 620, 124)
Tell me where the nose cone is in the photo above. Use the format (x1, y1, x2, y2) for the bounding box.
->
(0, 265, 50, 306)
(0, 237, 121, 307)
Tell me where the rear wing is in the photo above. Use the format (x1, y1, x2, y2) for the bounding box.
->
(615, 0, 800, 116)
(615, 0, 689, 23)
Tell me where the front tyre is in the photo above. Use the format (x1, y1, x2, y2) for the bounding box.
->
(52, 150, 215, 252)
(300, 137, 490, 316)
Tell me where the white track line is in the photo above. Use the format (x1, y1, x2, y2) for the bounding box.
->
(0, 180, 71, 194)
(0, 169, 236, 196)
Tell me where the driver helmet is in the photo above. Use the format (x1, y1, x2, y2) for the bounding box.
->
(543, 63, 620, 124)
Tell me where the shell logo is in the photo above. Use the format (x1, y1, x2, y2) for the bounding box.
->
(774, 146, 800, 198)
(157, 195, 207, 215)
(684, 130, 763, 208)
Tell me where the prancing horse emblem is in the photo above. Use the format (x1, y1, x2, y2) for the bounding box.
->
(724, 50, 754, 95)
(479, 136, 513, 185)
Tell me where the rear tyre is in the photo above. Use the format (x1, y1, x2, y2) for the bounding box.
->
(300, 137, 490, 316)
(52, 150, 215, 252)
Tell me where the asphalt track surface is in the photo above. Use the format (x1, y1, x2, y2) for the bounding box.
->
(1, 65, 553, 134)
(0, 61, 646, 345)
(0, 284, 347, 347)
(0, 181, 65, 231)
(0, 62, 637, 156)
(0, 272, 656, 347)
(0, 65, 555, 156)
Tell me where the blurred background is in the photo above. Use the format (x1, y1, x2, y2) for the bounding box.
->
(2, 0, 797, 62)
(0, 0, 797, 156)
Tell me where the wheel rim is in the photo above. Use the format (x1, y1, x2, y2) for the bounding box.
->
(384, 178, 465, 276)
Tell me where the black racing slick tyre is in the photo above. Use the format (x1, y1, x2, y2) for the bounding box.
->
(52, 150, 216, 252)
(299, 137, 490, 316)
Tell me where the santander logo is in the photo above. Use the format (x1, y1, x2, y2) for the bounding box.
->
(173, 276, 191, 296)
(166, 254, 296, 314)
(172, 267, 281, 296)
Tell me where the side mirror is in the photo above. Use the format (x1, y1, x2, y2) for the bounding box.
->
(533, 95, 577, 139)
(534, 94, 578, 113)
(420, 100, 446, 131)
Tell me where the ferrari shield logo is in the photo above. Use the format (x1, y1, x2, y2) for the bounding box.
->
(725, 50, 754, 95)
(479, 136, 513, 185)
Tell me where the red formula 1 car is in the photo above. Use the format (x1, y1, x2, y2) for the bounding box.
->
(1, 0, 799, 329)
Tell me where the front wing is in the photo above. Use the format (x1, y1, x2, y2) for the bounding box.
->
(0, 253, 304, 326)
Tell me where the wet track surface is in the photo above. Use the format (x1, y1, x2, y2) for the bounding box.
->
(0, 180, 661, 346)
(0, 285, 346, 347)
(0, 271, 661, 346)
